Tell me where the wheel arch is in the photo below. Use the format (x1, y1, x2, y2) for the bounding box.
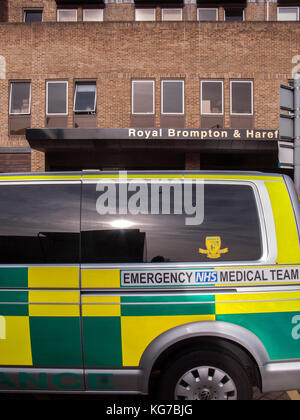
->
(139, 321, 269, 394)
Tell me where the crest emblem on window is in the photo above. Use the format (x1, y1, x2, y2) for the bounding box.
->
(199, 236, 228, 259)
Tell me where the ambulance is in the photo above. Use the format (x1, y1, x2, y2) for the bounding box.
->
(0, 170, 299, 400)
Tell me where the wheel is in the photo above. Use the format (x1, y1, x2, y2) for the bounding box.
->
(158, 349, 253, 400)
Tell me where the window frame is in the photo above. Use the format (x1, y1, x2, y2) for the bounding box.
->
(46, 81, 69, 116)
(73, 81, 97, 113)
(83, 9, 104, 22)
(200, 80, 224, 116)
(23, 9, 43, 22)
(161, 8, 183, 21)
(135, 8, 156, 21)
(161, 80, 185, 115)
(57, 9, 78, 22)
(277, 7, 299, 21)
(132, 80, 155, 115)
(230, 80, 253, 116)
(197, 8, 218, 22)
(9, 81, 31, 116)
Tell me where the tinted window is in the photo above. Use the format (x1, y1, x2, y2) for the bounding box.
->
(47, 81, 68, 115)
(132, 81, 154, 114)
(74, 82, 97, 113)
(198, 9, 217, 21)
(201, 81, 223, 114)
(81, 182, 262, 263)
(24, 10, 43, 22)
(9, 82, 31, 115)
(231, 81, 253, 115)
(162, 81, 184, 114)
(0, 184, 80, 264)
(225, 8, 244, 21)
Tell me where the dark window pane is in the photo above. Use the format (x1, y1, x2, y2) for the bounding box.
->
(162, 81, 184, 114)
(10, 82, 31, 114)
(231, 82, 252, 114)
(198, 9, 217, 21)
(225, 8, 244, 21)
(47, 82, 68, 114)
(0, 184, 80, 264)
(81, 182, 262, 263)
(24, 10, 43, 22)
(132, 81, 154, 114)
(74, 83, 96, 112)
(201, 81, 223, 114)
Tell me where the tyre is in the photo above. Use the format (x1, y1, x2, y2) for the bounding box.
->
(158, 349, 253, 400)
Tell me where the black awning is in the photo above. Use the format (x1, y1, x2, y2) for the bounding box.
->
(26, 128, 278, 154)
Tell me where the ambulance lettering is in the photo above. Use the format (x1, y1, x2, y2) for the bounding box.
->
(195, 271, 218, 283)
(291, 315, 300, 340)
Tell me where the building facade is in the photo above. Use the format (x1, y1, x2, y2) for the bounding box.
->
(0, 0, 299, 173)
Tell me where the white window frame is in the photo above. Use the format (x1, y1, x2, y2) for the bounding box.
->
(57, 9, 78, 22)
(161, 80, 184, 115)
(23, 9, 43, 22)
(161, 8, 183, 21)
(9, 82, 31, 115)
(46, 81, 68, 116)
(197, 8, 218, 21)
(230, 80, 253, 116)
(277, 7, 299, 21)
(73, 82, 97, 113)
(132, 80, 155, 115)
(135, 8, 156, 21)
(83, 9, 104, 22)
(225, 8, 245, 22)
(201, 80, 224, 115)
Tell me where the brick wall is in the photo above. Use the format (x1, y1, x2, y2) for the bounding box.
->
(0, 18, 299, 171)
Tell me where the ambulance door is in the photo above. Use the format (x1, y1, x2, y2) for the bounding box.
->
(80, 174, 124, 391)
(0, 176, 84, 392)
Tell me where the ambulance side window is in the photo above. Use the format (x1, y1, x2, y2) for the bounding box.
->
(81, 182, 262, 263)
(0, 183, 81, 264)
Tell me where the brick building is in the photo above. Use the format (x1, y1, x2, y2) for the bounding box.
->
(0, 0, 299, 173)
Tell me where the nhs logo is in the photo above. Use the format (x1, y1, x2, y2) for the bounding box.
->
(195, 271, 218, 283)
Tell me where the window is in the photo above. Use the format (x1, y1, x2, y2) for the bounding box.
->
(9, 82, 31, 115)
(83, 9, 104, 22)
(57, 9, 77, 22)
(0, 184, 81, 264)
(46, 81, 68, 115)
(225, 8, 244, 21)
(24, 10, 43, 22)
(81, 182, 262, 263)
(201, 81, 223, 115)
(74, 82, 97, 113)
(135, 8, 156, 21)
(132, 80, 155, 115)
(162, 9, 182, 21)
(161, 80, 184, 115)
(230, 81, 253, 115)
(197, 8, 218, 21)
(277, 7, 299, 21)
